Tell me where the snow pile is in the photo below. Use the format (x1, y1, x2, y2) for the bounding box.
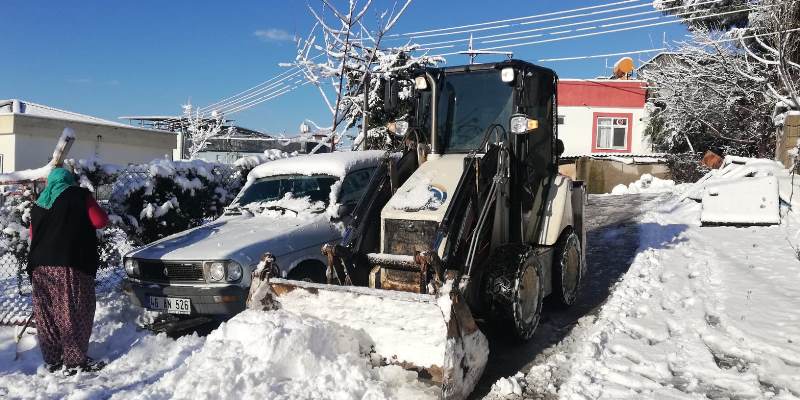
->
(277, 287, 448, 369)
(610, 174, 675, 195)
(0, 290, 437, 399)
(233, 149, 298, 170)
(489, 373, 524, 397)
(502, 195, 800, 399)
(121, 310, 434, 400)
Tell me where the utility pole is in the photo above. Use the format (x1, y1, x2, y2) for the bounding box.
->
(361, 73, 370, 150)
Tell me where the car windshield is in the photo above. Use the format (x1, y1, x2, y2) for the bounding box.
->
(233, 175, 338, 208)
(436, 70, 514, 153)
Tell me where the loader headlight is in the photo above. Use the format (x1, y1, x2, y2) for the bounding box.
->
(501, 67, 515, 83)
(226, 262, 243, 282)
(414, 76, 428, 90)
(510, 114, 539, 134)
(207, 262, 226, 282)
(124, 258, 139, 277)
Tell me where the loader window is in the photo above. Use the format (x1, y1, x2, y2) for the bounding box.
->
(339, 168, 376, 207)
(436, 71, 514, 153)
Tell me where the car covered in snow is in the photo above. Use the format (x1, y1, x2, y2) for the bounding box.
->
(122, 150, 384, 317)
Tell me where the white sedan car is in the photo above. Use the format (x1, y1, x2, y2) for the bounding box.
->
(122, 151, 383, 317)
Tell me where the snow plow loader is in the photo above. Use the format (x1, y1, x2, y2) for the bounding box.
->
(247, 60, 586, 399)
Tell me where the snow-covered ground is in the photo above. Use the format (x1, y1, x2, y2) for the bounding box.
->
(0, 289, 436, 399)
(488, 190, 800, 399)
(5, 159, 800, 399)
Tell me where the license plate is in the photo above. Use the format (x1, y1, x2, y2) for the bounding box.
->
(148, 296, 191, 315)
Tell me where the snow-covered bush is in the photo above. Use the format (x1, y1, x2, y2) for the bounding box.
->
(109, 159, 240, 244)
(0, 185, 34, 265)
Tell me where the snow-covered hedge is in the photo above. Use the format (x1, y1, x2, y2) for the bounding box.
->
(107, 159, 241, 245)
(0, 158, 243, 269)
(0, 186, 34, 265)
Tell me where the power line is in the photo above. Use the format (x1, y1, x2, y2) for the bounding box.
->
(429, 5, 768, 57)
(415, 0, 727, 50)
(386, 0, 656, 38)
(198, 67, 300, 113)
(536, 27, 800, 63)
(538, 47, 666, 62)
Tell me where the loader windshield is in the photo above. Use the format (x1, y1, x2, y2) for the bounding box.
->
(435, 70, 514, 153)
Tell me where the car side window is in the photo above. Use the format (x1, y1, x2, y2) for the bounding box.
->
(339, 168, 375, 206)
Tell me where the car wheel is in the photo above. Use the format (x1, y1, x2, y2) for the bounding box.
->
(288, 261, 327, 283)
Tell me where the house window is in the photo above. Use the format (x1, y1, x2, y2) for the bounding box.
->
(557, 115, 565, 125)
(596, 117, 627, 149)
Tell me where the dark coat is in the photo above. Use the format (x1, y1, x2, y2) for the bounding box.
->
(28, 186, 99, 276)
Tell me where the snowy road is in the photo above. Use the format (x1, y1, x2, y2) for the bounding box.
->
(474, 194, 657, 398)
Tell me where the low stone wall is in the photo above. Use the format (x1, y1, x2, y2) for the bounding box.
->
(559, 157, 671, 194)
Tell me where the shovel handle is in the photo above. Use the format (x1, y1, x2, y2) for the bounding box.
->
(15, 314, 34, 341)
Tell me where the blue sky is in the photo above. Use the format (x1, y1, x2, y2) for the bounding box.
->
(1, 1, 691, 134)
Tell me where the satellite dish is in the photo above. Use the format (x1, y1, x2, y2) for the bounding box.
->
(613, 57, 635, 79)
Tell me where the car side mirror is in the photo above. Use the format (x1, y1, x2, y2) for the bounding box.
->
(555, 138, 565, 157)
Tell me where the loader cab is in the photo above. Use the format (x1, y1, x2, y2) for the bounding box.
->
(395, 60, 559, 166)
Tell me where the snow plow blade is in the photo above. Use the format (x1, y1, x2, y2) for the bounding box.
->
(247, 274, 489, 400)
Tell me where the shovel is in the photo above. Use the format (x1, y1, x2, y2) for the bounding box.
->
(13, 314, 34, 361)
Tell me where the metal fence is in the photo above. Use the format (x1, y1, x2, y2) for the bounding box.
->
(0, 162, 241, 325)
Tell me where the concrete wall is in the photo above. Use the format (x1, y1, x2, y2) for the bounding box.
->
(573, 157, 670, 194)
(0, 115, 14, 173)
(559, 106, 651, 156)
(9, 115, 177, 170)
(776, 114, 800, 168)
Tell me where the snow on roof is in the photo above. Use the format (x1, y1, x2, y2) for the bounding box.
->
(0, 99, 171, 133)
(248, 150, 385, 182)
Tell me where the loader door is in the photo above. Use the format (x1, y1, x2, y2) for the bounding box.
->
(517, 72, 558, 243)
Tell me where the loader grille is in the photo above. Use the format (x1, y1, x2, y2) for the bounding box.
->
(383, 219, 439, 255)
(138, 260, 205, 283)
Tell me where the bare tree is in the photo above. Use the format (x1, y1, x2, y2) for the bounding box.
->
(284, 0, 440, 151)
(182, 103, 224, 160)
(641, 29, 775, 156)
(735, 0, 800, 121)
(643, 0, 799, 156)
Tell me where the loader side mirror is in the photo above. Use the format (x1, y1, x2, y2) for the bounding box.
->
(555, 138, 565, 157)
(384, 78, 399, 112)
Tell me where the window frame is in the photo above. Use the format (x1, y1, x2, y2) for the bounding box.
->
(591, 112, 633, 153)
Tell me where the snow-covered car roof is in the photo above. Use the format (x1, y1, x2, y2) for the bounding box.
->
(247, 150, 385, 183)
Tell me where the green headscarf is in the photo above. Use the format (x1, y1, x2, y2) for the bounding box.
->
(36, 168, 77, 209)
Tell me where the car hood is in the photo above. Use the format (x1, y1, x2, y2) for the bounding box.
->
(129, 212, 339, 266)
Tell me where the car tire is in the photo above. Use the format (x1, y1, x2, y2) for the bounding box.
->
(288, 261, 327, 283)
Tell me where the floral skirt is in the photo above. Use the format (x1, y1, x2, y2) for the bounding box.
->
(30, 266, 96, 366)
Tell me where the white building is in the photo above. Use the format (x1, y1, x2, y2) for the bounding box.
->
(557, 79, 652, 156)
(0, 99, 176, 173)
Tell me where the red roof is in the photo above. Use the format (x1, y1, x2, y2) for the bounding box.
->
(557, 80, 646, 108)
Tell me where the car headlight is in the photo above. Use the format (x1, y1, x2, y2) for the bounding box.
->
(207, 262, 226, 282)
(226, 262, 243, 282)
(124, 258, 139, 277)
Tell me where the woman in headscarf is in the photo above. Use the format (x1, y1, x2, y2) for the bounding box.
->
(27, 167, 109, 375)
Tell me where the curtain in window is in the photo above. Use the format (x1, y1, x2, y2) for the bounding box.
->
(597, 118, 614, 148)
